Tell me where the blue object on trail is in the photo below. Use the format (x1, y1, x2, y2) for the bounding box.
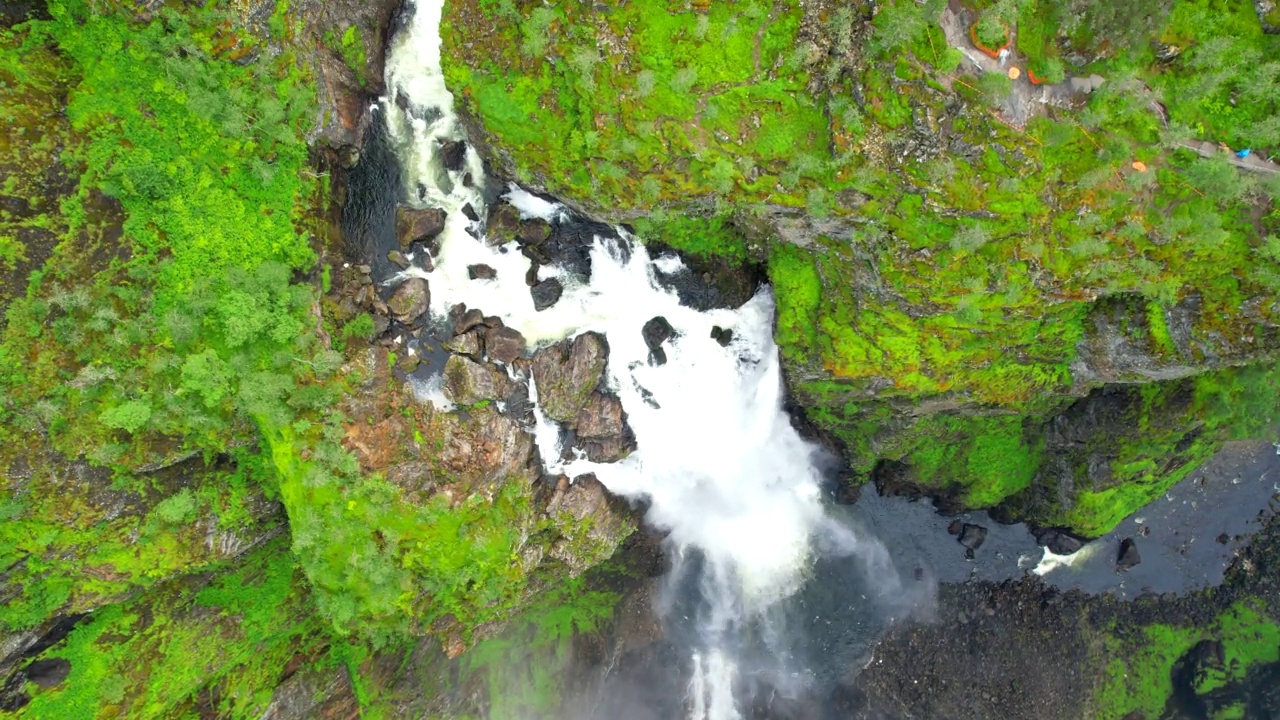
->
(1236, 148, 1252, 158)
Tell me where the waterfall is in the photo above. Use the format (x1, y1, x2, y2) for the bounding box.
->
(382, 2, 913, 717)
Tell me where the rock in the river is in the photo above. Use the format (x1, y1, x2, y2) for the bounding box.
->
(396, 351, 421, 373)
(531, 278, 563, 311)
(576, 393, 625, 440)
(485, 326, 526, 365)
(468, 264, 496, 280)
(487, 202, 522, 244)
(1036, 528, 1085, 555)
(387, 250, 410, 269)
(395, 206, 446, 249)
(642, 316, 674, 350)
(542, 219, 605, 278)
(439, 138, 466, 172)
(443, 355, 511, 405)
(710, 326, 733, 347)
(574, 393, 633, 462)
(443, 329, 484, 358)
(517, 218, 552, 245)
(958, 523, 988, 551)
(461, 203, 479, 222)
(1117, 538, 1141, 570)
(388, 278, 429, 323)
(531, 332, 608, 422)
(453, 306, 486, 335)
(649, 347, 668, 366)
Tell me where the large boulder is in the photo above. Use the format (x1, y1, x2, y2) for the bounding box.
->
(395, 206, 446, 250)
(531, 332, 609, 423)
(530, 278, 563, 311)
(484, 326, 526, 365)
(442, 355, 513, 406)
(544, 474, 638, 575)
(574, 392, 634, 462)
(388, 277, 430, 322)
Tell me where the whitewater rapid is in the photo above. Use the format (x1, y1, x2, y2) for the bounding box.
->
(382, 3, 909, 717)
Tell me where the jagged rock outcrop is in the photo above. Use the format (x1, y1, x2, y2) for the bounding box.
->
(337, 341, 635, 649)
(531, 332, 610, 423)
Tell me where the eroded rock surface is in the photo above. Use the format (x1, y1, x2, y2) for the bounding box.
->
(531, 332, 609, 423)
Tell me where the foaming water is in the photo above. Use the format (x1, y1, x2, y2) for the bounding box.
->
(383, 3, 917, 717)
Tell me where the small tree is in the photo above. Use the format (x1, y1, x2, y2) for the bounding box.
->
(975, 0, 1019, 49)
(1032, 57, 1066, 84)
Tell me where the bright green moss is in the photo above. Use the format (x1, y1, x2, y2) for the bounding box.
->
(263, 407, 628, 642)
(1146, 300, 1176, 357)
(632, 214, 750, 262)
(18, 538, 330, 720)
(442, 0, 835, 212)
(1096, 622, 1199, 719)
(0, 449, 282, 633)
(1094, 601, 1280, 719)
(769, 244, 821, 361)
(1037, 362, 1280, 535)
(905, 415, 1041, 506)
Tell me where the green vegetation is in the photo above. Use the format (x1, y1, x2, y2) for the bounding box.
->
(631, 214, 750, 262)
(463, 577, 618, 719)
(974, 1, 1013, 50)
(0, 0, 329, 638)
(442, 0, 826, 212)
(325, 24, 368, 81)
(889, 415, 1041, 507)
(4, 0, 1280, 714)
(0, 0, 321, 469)
(0, 0, 629, 673)
(16, 538, 333, 719)
(1048, 363, 1280, 535)
(443, 0, 1280, 533)
(1096, 600, 1280, 719)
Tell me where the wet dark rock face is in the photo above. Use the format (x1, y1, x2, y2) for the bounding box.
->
(649, 246, 764, 312)
(530, 277, 564, 311)
(439, 138, 467, 172)
(641, 316, 674, 350)
(1117, 538, 1142, 570)
(0, 1, 47, 27)
(841, 510, 1280, 720)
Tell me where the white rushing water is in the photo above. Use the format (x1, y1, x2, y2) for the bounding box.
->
(383, 3, 908, 717)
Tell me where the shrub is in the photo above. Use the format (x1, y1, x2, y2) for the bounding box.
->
(154, 490, 198, 525)
(100, 401, 152, 434)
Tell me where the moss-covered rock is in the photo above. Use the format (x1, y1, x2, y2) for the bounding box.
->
(530, 332, 608, 423)
(0, 441, 285, 639)
(3, 537, 336, 718)
(870, 362, 1280, 536)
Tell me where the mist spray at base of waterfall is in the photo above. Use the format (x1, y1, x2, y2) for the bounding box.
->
(382, 3, 931, 717)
